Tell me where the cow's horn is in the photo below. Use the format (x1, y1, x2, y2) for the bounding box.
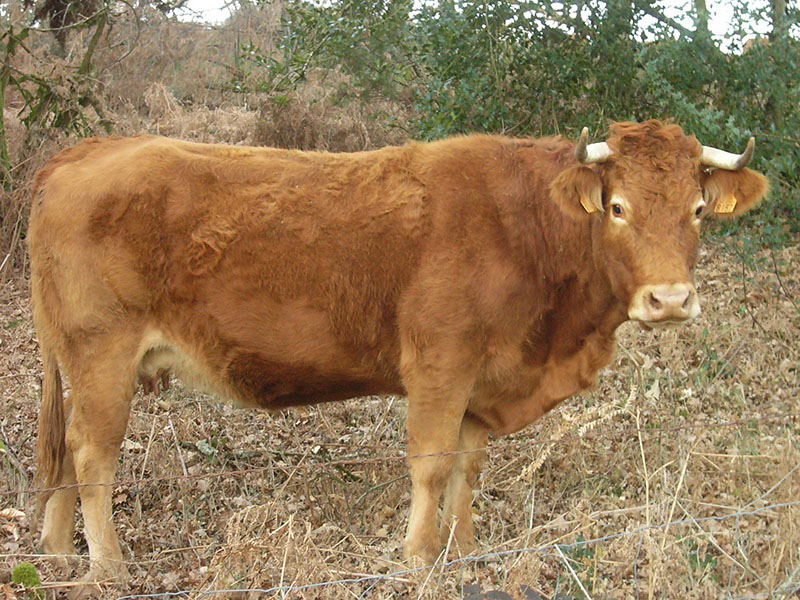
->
(575, 127, 613, 164)
(700, 137, 755, 170)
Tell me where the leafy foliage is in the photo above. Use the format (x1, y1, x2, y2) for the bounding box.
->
(233, 0, 415, 101)
(0, 13, 110, 190)
(245, 0, 798, 244)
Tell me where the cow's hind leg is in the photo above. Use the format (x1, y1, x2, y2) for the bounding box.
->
(40, 422, 79, 563)
(440, 414, 489, 554)
(65, 334, 140, 587)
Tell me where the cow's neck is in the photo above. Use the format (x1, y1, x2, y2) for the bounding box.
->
(508, 177, 627, 333)
(474, 192, 629, 436)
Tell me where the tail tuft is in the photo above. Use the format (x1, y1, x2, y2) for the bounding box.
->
(36, 347, 65, 509)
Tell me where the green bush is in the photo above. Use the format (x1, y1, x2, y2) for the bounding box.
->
(233, 0, 415, 101)
(11, 562, 44, 600)
(254, 0, 798, 244)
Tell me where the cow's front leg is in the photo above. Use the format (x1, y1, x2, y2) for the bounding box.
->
(404, 403, 464, 562)
(403, 371, 474, 564)
(440, 414, 489, 554)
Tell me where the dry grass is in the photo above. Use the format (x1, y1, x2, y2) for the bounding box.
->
(254, 71, 408, 152)
(1, 240, 798, 599)
(1, 8, 799, 599)
(134, 82, 259, 145)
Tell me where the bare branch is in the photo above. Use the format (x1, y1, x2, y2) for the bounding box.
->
(636, 3, 693, 37)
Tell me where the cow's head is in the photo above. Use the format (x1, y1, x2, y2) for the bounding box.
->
(552, 120, 769, 328)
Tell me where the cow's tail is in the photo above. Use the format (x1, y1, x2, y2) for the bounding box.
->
(36, 343, 66, 510)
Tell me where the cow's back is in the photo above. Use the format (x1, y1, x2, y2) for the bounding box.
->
(29, 136, 438, 407)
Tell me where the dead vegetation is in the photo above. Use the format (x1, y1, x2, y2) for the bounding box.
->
(1, 5, 799, 599)
(1, 240, 798, 599)
(253, 72, 408, 152)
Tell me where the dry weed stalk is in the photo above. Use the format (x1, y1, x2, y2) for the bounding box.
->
(141, 83, 258, 145)
(144, 83, 183, 120)
(254, 71, 407, 152)
(520, 384, 636, 483)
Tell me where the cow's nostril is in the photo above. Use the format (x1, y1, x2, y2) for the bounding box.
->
(682, 292, 692, 309)
(648, 292, 662, 309)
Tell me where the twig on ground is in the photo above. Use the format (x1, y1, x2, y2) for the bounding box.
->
(661, 438, 698, 550)
(168, 416, 188, 478)
(556, 544, 593, 600)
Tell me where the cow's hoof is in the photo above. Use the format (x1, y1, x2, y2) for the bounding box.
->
(452, 537, 477, 557)
(40, 540, 80, 575)
(403, 540, 442, 566)
(66, 580, 102, 600)
(67, 564, 130, 600)
(67, 574, 103, 600)
(46, 552, 79, 576)
(440, 523, 477, 556)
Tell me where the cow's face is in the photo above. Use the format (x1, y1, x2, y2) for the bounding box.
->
(552, 121, 769, 328)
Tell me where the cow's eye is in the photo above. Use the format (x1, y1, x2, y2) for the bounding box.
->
(693, 201, 706, 219)
(612, 204, 623, 216)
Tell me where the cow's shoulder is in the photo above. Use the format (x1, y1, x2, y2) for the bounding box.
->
(33, 135, 158, 191)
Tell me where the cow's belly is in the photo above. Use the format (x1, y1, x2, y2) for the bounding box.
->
(152, 278, 406, 408)
(469, 331, 617, 436)
(223, 351, 405, 409)
(137, 327, 405, 409)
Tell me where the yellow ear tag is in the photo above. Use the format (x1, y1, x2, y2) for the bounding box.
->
(714, 193, 737, 214)
(580, 194, 598, 213)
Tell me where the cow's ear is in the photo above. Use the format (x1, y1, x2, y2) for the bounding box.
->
(702, 168, 769, 218)
(550, 165, 604, 219)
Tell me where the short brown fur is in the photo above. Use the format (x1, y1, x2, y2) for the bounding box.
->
(29, 121, 768, 584)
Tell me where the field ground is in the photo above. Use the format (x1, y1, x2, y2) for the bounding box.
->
(1, 240, 799, 599)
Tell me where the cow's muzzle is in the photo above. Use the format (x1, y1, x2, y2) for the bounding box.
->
(628, 283, 700, 326)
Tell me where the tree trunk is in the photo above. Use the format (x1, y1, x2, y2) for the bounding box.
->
(764, 0, 787, 125)
(770, 0, 787, 41)
(694, 0, 710, 40)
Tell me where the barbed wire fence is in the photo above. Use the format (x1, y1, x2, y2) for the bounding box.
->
(99, 497, 800, 600)
(3, 404, 799, 600)
(2, 411, 797, 499)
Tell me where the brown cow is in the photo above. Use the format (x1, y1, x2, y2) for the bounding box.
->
(30, 121, 768, 589)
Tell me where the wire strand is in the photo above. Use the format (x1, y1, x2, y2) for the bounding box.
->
(3, 411, 794, 497)
(107, 499, 800, 600)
